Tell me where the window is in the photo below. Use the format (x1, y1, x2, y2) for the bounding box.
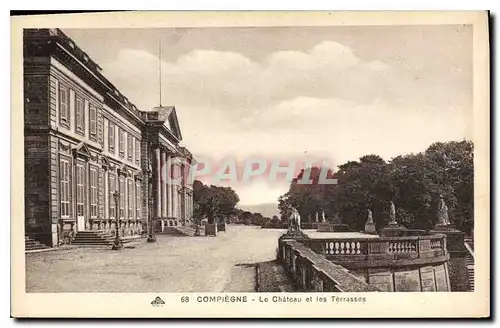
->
(108, 122, 115, 153)
(119, 177, 125, 218)
(90, 168, 98, 217)
(59, 85, 70, 127)
(136, 181, 141, 219)
(76, 96, 85, 134)
(60, 159, 70, 217)
(119, 129, 125, 157)
(135, 139, 140, 165)
(76, 164, 85, 216)
(128, 135, 133, 161)
(90, 105, 97, 136)
(128, 179, 134, 218)
(109, 173, 116, 218)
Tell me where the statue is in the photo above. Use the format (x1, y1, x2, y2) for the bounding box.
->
(437, 195, 451, 226)
(367, 209, 374, 224)
(314, 212, 319, 223)
(364, 208, 376, 234)
(388, 201, 397, 225)
(321, 211, 326, 223)
(288, 207, 301, 232)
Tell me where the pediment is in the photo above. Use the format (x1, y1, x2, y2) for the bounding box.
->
(148, 105, 183, 141)
(72, 142, 93, 160)
(166, 107, 182, 141)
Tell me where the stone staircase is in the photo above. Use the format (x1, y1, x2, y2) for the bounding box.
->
(71, 231, 114, 246)
(25, 236, 49, 251)
(464, 239, 474, 291)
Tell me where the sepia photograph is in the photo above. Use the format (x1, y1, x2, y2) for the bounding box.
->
(11, 11, 490, 318)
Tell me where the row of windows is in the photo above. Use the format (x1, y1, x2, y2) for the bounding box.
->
(108, 121, 140, 166)
(60, 159, 141, 220)
(58, 82, 141, 167)
(59, 84, 98, 139)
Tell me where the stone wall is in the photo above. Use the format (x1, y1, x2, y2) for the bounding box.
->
(279, 237, 380, 292)
(295, 235, 452, 292)
(24, 134, 51, 246)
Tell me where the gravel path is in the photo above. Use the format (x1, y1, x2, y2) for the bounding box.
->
(26, 225, 285, 293)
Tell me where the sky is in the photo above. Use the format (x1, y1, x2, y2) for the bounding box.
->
(65, 25, 473, 206)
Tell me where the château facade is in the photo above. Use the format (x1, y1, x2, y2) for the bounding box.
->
(23, 28, 194, 247)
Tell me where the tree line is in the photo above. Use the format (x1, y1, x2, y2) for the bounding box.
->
(192, 180, 278, 226)
(278, 140, 474, 233)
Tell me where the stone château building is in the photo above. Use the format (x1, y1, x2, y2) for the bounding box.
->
(23, 28, 194, 247)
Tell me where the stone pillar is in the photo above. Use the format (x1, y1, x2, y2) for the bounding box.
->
(172, 187, 178, 219)
(429, 227, 468, 291)
(167, 154, 173, 218)
(155, 147, 161, 218)
(172, 163, 178, 219)
(161, 150, 167, 218)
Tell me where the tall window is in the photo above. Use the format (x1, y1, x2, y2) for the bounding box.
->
(136, 181, 141, 219)
(119, 129, 125, 157)
(119, 177, 125, 218)
(109, 173, 116, 218)
(128, 135, 133, 161)
(59, 85, 70, 127)
(90, 167, 98, 217)
(128, 179, 134, 218)
(135, 139, 140, 165)
(76, 96, 85, 134)
(89, 105, 97, 136)
(108, 122, 115, 153)
(76, 164, 85, 216)
(60, 159, 70, 217)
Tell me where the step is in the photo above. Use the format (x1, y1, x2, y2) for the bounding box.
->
(26, 244, 50, 250)
(72, 241, 111, 245)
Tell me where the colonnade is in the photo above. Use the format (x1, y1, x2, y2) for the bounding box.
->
(152, 146, 193, 228)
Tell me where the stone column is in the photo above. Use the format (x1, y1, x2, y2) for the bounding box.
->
(172, 163, 178, 219)
(167, 154, 173, 218)
(161, 149, 167, 218)
(155, 147, 161, 219)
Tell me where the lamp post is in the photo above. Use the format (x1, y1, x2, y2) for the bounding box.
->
(112, 190, 123, 250)
(147, 151, 156, 242)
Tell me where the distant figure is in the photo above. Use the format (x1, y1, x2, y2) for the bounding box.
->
(314, 212, 319, 223)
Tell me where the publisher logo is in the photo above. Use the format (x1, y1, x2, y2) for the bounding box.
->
(151, 296, 165, 307)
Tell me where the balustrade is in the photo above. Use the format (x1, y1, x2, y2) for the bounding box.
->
(303, 234, 446, 258)
(325, 240, 365, 255)
(279, 238, 380, 292)
(430, 239, 442, 251)
(388, 240, 418, 253)
(279, 233, 449, 293)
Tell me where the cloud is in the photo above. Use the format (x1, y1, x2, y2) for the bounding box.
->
(100, 41, 393, 112)
(98, 40, 469, 205)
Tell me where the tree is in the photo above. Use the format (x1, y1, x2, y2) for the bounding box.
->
(193, 180, 240, 224)
(277, 140, 474, 232)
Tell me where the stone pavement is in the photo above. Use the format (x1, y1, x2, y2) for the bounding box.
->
(25, 225, 286, 292)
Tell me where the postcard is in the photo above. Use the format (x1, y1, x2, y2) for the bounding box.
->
(11, 11, 490, 318)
